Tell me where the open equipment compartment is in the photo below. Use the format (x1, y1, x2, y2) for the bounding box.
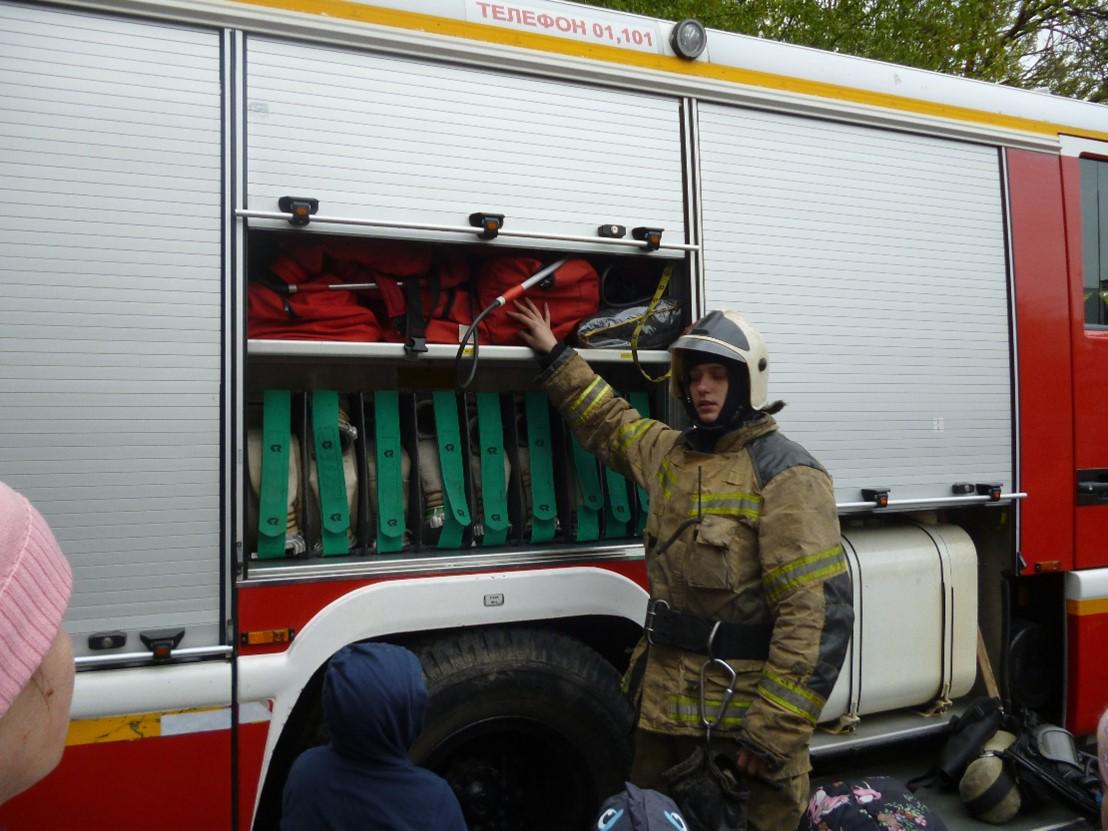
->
(242, 225, 687, 574)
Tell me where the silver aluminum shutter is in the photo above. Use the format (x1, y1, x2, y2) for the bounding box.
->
(697, 105, 1011, 505)
(246, 37, 684, 253)
(0, 4, 223, 653)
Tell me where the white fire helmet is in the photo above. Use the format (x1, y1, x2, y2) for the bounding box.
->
(669, 309, 770, 411)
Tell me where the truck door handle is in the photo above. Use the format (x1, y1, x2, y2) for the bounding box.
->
(1077, 469, 1108, 505)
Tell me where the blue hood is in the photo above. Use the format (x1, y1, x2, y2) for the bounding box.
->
(323, 642, 427, 763)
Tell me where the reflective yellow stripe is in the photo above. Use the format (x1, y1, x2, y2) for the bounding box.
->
(615, 418, 655, 455)
(763, 544, 846, 603)
(672, 694, 751, 728)
(687, 491, 762, 519)
(656, 458, 677, 499)
(230, 0, 1108, 142)
(758, 671, 824, 724)
(570, 376, 603, 412)
(579, 380, 613, 421)
(569, 377, 612, 424)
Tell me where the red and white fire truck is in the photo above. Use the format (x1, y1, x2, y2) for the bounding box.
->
(1, 0, 1106, 827)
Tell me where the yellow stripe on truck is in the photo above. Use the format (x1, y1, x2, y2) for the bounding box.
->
(1066, 597, 1108, 617)
(231, 0, 1108, 142)
(65, 703, 272, 746)
(66, 708, 195, 747)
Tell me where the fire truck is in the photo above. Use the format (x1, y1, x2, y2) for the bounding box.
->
(1, 0, 1106, 827)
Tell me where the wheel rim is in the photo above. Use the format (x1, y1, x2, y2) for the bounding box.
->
(420, 716, 599, 831)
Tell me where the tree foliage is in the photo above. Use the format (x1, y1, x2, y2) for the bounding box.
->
(582, 0, 1107, 102)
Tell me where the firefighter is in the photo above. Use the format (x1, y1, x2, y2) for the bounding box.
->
(509, 300, 855, 830)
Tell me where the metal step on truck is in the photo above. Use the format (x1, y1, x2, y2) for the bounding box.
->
(1, 0, 1106, 828)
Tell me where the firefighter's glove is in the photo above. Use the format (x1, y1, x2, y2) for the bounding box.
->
(661, 745, 748, 831)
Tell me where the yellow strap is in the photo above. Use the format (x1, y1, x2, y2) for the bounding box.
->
(630, 264, 673, 384)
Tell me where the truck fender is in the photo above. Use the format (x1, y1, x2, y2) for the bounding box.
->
(238, 565, 648, 813)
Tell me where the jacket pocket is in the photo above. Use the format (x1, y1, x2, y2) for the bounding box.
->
(686, 515, 737, 590)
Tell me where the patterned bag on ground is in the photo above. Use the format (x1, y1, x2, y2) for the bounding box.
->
(801, 777, 948, 831)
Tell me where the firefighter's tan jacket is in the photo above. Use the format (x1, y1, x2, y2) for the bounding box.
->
(541, 348, 854, 777)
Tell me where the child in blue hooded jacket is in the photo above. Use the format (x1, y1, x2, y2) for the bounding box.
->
(281, 642, 467, 831)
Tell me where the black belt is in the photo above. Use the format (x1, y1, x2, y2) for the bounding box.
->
(644, 600, 771, 660)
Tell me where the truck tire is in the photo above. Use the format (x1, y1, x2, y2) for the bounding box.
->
(409, 627, 634, 831)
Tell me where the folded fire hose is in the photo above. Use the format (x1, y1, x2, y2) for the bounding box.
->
(570, 433, 604, 542)
(370, 390, 407, 554)
(252, 389, 306, 559)
(524, 392, 558, 544)
(472, 393, 511, 547)
(309, 390, 356, 556)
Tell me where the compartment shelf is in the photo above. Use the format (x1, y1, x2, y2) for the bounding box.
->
(248, 339, 672, 364)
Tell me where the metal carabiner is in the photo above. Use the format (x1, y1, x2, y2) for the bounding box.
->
(644, 598, 670, 646)
(699, 648, 738, 748)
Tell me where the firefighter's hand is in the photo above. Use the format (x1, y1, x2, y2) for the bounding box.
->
(507, 298, 557, 354)
(736, 749, 771, 782)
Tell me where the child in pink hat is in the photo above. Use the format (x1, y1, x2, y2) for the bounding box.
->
(0, 480, 74, 805)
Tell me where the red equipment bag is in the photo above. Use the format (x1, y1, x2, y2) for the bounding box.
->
(475, 256, 600, 345)
(374, 250, 474, 344)
(326, 238, 433, 319)
(248, 240, 382, 342)
(423, 251, 474, 344)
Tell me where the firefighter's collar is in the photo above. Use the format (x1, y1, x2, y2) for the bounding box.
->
(682, 414, 777, 453)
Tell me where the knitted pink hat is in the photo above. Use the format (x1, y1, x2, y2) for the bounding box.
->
(0, 481, 72, 718)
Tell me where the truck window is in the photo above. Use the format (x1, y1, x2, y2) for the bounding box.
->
(1080, 158, 1108, 328)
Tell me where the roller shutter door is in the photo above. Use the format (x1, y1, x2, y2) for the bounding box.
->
(246, 37, 685, 253)
(698, 104, 1011, 505)
(0, 4, 223, 653)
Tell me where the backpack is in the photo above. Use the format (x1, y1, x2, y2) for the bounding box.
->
(595, 782, 691, 831)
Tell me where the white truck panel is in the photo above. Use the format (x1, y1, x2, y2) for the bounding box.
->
(0, 2, 224, 653)
(698, 103, 1012, 505)
(245, 36, 686, 252)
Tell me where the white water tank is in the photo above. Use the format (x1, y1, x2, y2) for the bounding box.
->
(821, 523, 978, 722)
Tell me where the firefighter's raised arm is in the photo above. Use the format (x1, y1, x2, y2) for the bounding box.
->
(508, 298, 678, 488)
